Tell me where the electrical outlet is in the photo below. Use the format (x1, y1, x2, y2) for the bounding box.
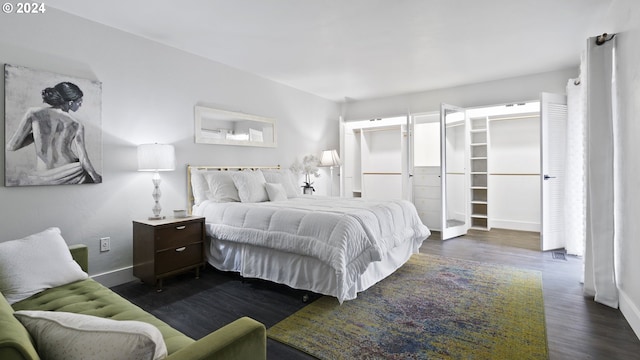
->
(100, 237, 110, 252)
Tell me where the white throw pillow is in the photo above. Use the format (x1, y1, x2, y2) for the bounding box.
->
(262, 169, 299, 198)
(0, 228, 88, 304)
(231, 170, 269, 202)
(265, 183, 287, 202)
(190, 168, 209, 205)
(204, 171, 240, 202)
(14, 310, 168, 360)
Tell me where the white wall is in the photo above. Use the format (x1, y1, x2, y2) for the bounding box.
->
(0, 9, 340, 285)
(604, 0, 640, 339)
(343, 68, 577, 121)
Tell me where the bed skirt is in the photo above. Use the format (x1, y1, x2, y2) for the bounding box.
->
(204, 236, 421, 303)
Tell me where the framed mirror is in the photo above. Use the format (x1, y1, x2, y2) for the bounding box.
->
(195, 105, 277, 147)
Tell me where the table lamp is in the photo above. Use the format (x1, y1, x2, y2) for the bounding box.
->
(320, 149, 342, 196)
(137, 143, 175, 219)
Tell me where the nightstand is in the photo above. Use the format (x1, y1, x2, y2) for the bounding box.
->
(132, 216, 205, 291)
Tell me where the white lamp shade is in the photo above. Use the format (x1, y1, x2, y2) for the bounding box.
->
(320, 149, 342, 167)
(137, 144, 175, 171)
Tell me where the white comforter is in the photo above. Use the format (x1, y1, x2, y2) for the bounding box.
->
(193, 196, 430, 281)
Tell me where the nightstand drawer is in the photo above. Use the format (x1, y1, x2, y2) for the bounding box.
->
(156, 222, 202, 250)
(133, 216, 205, 291)
(155, 243, 202, 274)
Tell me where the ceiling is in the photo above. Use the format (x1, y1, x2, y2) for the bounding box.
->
(47, 0, 612, 102)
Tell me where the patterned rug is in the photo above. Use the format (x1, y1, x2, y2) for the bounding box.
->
(268, 253, 548, 359)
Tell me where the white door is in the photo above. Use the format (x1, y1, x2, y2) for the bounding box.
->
(441, 104, 468, 240)
(403, 114, 413, 202)
(540, 93, 568, 251)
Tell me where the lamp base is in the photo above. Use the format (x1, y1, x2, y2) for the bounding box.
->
(148, 215, 166, 220)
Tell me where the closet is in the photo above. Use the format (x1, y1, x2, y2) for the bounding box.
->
(342, 117, 409, 201)
(413, 114, 441, 230)
(342, 101, 542, 238)
(464, 103, 541, 232)
(485, 110, 540, 232)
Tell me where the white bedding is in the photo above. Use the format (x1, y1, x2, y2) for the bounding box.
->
(193, 196, 430, 302)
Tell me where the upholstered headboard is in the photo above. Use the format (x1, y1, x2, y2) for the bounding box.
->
(186, 165, 281, 213)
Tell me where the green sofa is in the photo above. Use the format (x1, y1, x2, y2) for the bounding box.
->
(0, 245, 266, 360)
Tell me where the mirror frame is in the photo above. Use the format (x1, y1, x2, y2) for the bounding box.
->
(194, 105, 277, 147)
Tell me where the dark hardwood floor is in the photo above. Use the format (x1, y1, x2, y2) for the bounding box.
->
(112, 229, 640, 359)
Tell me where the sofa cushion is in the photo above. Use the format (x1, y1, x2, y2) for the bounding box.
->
(0, 228, 87, 304)
(0, 292, 39, 360)
(12, 278, 194, 355)
(15, 310, 167, 360)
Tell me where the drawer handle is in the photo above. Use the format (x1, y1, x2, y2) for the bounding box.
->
(175, 226, 186, 230)
(175, 246, 186, 252)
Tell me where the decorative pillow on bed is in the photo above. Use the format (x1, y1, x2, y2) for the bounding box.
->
(204, 171, 240, 202)
(262, 169, 299, 198)
(265, 182, 288, 202)
(0, 227, 88, 305)
(14, 310, 168, 360)
(231, 170, 269, 202)
(190, 168, 210, 205)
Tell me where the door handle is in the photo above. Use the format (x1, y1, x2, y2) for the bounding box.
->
(175, 226, 186, 230)
(543, 175, 556, 180)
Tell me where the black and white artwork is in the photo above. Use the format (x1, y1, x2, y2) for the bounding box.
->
(4, 64, 102, 186)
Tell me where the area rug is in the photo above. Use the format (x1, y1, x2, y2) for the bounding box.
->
(268, 253, 548, 359)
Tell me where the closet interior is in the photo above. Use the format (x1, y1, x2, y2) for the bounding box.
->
(342, 116, 408, 201)
(341, 101, 541, 238)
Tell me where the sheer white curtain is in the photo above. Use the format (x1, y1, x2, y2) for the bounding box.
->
(583, 35, 620, 308)
(564, 53, 586, 257)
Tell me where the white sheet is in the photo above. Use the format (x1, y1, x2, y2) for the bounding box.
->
(193, 196, 431, 302)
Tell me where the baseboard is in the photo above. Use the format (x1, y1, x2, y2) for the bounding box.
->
(620, 289, 640, 340)
(91, 266, 135, 288)
(489, 219, 540, 232)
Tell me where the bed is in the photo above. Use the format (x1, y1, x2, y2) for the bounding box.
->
(188, 165, 431, 303)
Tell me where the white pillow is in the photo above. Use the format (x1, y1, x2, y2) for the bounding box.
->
(231, 170, 269, 202)
(190, 169, 210, 205)
(262, 169, 299, 198)
(265, 183, 287, 202)
(0, 228, 88, 304)
(14, 310, 167, 360)
(204, 171, 240, 202)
